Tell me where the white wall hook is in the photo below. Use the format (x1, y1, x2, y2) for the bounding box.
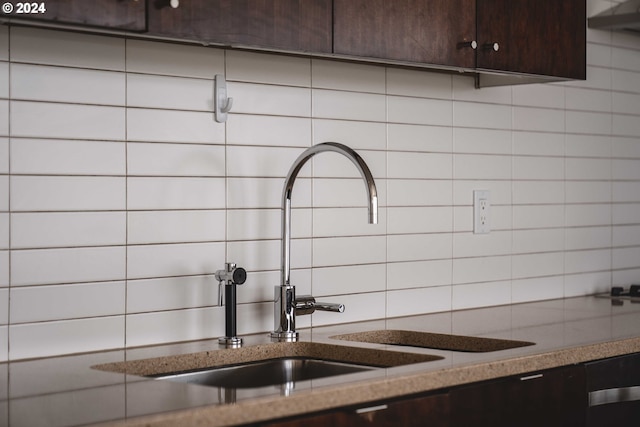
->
(214, 74, 233, 123)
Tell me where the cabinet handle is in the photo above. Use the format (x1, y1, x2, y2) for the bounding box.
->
(520, 373, 543, 381)
(355, 404, 388, 414)
(457, 40, 478, 50)
(482, 42, 500, 52)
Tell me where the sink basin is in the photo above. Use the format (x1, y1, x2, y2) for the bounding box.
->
(331, 330, 535, 353)
(93, 341, 443, 391)
(152, 357, 374, 389)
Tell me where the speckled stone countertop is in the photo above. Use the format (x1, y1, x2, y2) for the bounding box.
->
(2, 295, 640, 427)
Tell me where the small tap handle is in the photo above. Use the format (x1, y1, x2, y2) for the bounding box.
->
(314, 302, 345, 313)
(215, 263, 247, 306)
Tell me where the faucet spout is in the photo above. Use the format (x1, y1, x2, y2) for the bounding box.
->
(271, 142, 378, 341)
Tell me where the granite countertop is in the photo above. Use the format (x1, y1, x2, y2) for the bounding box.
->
(2, 295, 640, 427)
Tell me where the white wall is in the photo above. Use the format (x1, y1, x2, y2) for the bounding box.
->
(1, 0, 639, 361)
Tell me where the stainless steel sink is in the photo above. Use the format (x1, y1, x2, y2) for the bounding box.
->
(151, 357, 374, 389)
(331, 330, 535, 353)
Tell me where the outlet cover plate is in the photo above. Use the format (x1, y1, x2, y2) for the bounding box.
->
(474, 190, 491, 234)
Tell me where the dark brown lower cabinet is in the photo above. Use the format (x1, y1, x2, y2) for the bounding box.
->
(262, 392, 450, 427)
(262, 364, 587, 427)
(450, 364, 586, 427)
(586, 353, 640, 427)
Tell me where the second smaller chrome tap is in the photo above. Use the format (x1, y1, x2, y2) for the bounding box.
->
(216, 263, 247, 347)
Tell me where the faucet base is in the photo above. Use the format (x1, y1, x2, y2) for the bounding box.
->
(270, 331, 299, 342)
(218, 336, 243, 348)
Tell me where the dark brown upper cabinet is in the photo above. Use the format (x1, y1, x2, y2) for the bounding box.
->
(146, 0, 333, 53)
(476, 0, 586, 80)
(334, 0, 586, 82)
(333, 0, 477, 69)
(15, 0, 147, 32)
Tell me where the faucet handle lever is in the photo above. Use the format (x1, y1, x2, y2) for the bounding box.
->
(314, 302, 345, 313)
(295, 295, 345, 315)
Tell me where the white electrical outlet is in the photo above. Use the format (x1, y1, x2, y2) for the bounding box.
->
(473, 190, 491, 234)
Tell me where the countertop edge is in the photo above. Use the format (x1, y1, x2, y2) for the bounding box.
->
(92, 336, 640, 427)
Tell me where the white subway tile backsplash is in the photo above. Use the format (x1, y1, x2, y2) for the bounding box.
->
(388, 152, 452, 179)
(126, 39, 224, 78)
(11, 64, 125, 105)
(0, 214, 7, 249)
(452, 281, 511, 311)
(387, 123, 452, 153)
(127, 242, 225, 280)
(513, 131, 565, 156)
(0, 63, 7, 99)
(0, 101, 8, 136)
(387, 233, 452, 263)
(455, 101, 511, 129)
(386, 259, 452, 290)
(127, 74, 212, 111)
(0, 138, 7, 173)
(11, 139, 125, 176)
(565, 204, 611, 227)
(10, 27, 125, 70)
(229, 50, 310, 87)
(127, 177, 225, 210)
(389, 96, 452, 126)
(387, 207, 452, 234)
(127, 108, 224, 144)
(513, 252, 564, 278)
(128, 210, 225, 244)
(127, 275, 219, 313)
(11, 176, 125, 212)
(10, 316, 124, 360)
(566, 226, 611, 250)
(1, 21, 639, 361)
(227, 208, 311, 241)
(565, 249, 612, 274)
(11, 212, 126, 249)
(313, 119, 386, 150)
(387, 286, 451, 318)
(313, 236, 386, 267)
(388, 68, 452, 100)
(452, 255, 511, 285)
(313, 59, 385, 93)
(11, 101, 125, 140)
(0, 26, 7, 60)
(232, 82, 311, 117)
(229, 115, 311, 147)
(314, 89, 385, 121)
(513, 83, 565, 109)
(513, 106, 564, 133)
(312, 264, 386, 296)
(11, 247, 126, 286)
(10, 282, 125, 323)
(0, 251, 7, 287)
(126, 308, 219, 348)
(127, 143, 225, 177)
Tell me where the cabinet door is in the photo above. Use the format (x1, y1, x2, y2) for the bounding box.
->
(334, 0, 476, 69)
(16, 0, 146, 31)
(586, 353, 640, 427)
(450, 365, 586, 427)
(263, 392, 450, 427)
(147, 0, 332, 53)
(476, 0, 586, 79)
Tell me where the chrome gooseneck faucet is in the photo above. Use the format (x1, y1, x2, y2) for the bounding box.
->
(271, 142, 378, 342)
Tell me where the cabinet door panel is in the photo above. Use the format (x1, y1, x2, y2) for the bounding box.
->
(477, 0, 586, 79)
(18, 0, 146, 31)
(334, 0, 476, 68)
(264, 392, 450, 427)
(451, 365, 586, 427)
(147, 0, 332, 53)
